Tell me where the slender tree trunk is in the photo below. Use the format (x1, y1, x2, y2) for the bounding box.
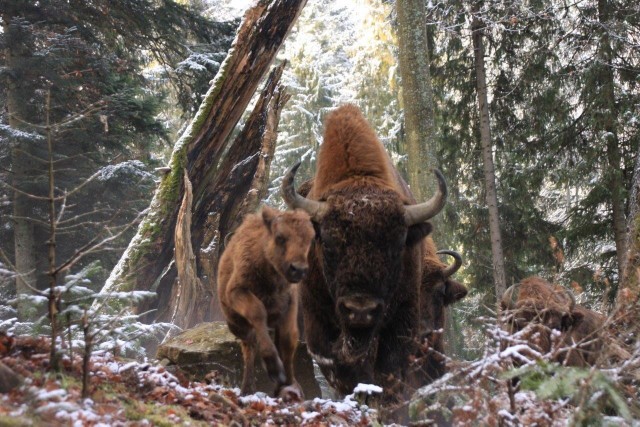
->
(45, 90, 60, 371)
(472, 8, 507, 301)
(98, 0, 306, 311)
(597, 0, 626, 280)
(396, 0, 437, 203)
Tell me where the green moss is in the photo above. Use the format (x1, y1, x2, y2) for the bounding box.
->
(0, 416, 33, 427)
(100, 37, 233, 298)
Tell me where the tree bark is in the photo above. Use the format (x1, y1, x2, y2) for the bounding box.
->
(98, 0, 306, 312)
(164, 172, 210, 339)
(395, 0, 437, 203)
(3, 11, 40, 321)
(597, 0, 626, 280)
(620, 144, 640, 299)
(472, 8, 507, 301)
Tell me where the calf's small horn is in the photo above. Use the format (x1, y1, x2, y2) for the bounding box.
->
(404, 169, 447, 226)
(437, 250, 463, 278)
(281, 161, 328, 221)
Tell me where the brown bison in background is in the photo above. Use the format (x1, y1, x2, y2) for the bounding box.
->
(282, 104, 448, 407)
(501, 276, 604, 367)
(420, 249, 468, 378)
(217, 206, 315, 400)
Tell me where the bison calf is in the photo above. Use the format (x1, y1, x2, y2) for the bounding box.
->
(217, 206, 315, 400)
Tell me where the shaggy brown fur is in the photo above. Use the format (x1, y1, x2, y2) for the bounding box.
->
(560, 305, 605, 367)
(310, 104, 397, 199)
(217, 206, 314, 400)
(501, 276, 604, 367)
(295, 105, 443, 413)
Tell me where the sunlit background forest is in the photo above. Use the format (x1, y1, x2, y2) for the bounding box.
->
(1, 0, 639, 425)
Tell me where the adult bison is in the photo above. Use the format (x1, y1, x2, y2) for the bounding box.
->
(294, 179, 467, 382)
(501, 276, 604, 367)
(281, 104, 447, 404)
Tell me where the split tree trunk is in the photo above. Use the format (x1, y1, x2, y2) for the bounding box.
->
(472, 8, 507, 301)
(154, 64, 290, 323)
(164, 172, 210, 338)
(98, 0, 306, 317)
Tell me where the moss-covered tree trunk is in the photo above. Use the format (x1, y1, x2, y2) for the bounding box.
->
(620, 152, 640, 302)
(395, 0, 437, 204)
(152, 64, 289, 323)
(98, 0, 306, 313)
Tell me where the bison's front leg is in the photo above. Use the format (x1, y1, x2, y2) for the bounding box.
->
(274, 289, 303, 402)
(229, 288, 286, 385)
(239, 334, 257, 394)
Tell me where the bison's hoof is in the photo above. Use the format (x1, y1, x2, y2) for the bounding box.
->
(263, 355, 287, 385)
(276, 383, 304, 403)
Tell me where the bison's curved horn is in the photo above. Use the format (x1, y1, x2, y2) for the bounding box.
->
(501, 284, 519, 310)
(404, 169, 447, 226)
(437, 250, 462, 278)
(555, 286, 576, 312)
(281, 161, 328, 221)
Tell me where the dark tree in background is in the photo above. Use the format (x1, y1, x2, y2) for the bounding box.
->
(0, 0, 236, 320)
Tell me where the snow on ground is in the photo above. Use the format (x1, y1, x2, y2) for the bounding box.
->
(2, 350, 375, 426)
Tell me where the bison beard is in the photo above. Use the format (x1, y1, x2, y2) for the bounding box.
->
(282, 105, 448, 417)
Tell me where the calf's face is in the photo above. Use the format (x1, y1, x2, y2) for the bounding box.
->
(262, 208, 315, 283)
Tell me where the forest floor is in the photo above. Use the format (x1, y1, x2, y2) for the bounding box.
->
(0, 336, 375, 426)
(1, 333, 637, 426)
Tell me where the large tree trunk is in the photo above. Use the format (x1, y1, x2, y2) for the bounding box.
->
(395, 0, 437, 203)
(3, 12, 41, 321)
(472, 9, 507, 301)
(152, 64, 290, 323)
(98, 0, 306, 312)
(621, 151, 640, 301)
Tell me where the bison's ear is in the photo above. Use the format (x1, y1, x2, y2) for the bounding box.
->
(406, 222, 432, 246)
(261, 206, 276, 232)
(444, 279, 468, 306)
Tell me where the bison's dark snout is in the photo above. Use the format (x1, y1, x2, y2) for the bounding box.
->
(286, 262, 308, 283)
(338, 296, 383, 328)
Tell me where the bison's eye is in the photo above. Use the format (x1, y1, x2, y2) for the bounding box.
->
(275, 235, 287, 246)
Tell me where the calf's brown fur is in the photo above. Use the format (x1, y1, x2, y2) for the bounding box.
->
(217, 206, 314, 399)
